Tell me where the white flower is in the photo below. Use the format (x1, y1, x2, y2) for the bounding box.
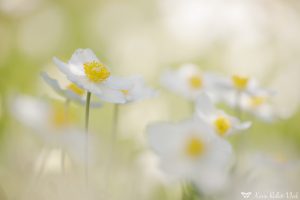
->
(41, 72, 102, 107)
(53, 48, 127, 104)
(216, 74, 259, 94)
(10, 95, 90, 163)
(240, 88, 275, 122)
(214, 74, 275, 121)
(195, 93, 251, 137)
(161, 63, 216, 100)
(147, 118, 233, 194)
(112, 76, 156, 104)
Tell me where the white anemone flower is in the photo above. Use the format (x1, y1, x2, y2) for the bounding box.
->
(161, 63, 216, 100)
(216, 74, 259, 95)
(53, 48, 127, 104)
(10, 95, 89, 163)
(147, 118, 233, 194)
(240, 89, 275, 122)
(195, 93, 251, 137)
(112, 76, 156, 104)
(41, 72, 102, 107)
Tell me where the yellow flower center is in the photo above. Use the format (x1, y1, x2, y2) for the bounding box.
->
(83, 61, 110, 83)
(185, 137, 205, 158)
(121, 89, 129, 95)
(214, 116, 231, 136)
(232, 75, 249, 90)
(51, 107, 68, 128)
(250, 96, 266, 107)
(188, 75, 203, 89)
(67, 83, 85, 96)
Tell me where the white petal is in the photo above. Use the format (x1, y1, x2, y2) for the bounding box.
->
(40, 72, 64, 96)
(10, 95, 50, 130)
(235, 121, 252, 130)
(69, 48, 99, 66)
(94, 86, 126, 104)
(104, 75, 132, 90)
(193, 168, 229, 194)
(195, 93, 216, 117)
(147, 122, 185, 158)
(203, 137, 233, 168)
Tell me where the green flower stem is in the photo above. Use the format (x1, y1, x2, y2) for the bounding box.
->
(62, 98, 70, 174)
(235, 91, 242, 119)
(112, 104, 120, 141)
(85, 92, 91, 186)
(182, 182, 198, 200)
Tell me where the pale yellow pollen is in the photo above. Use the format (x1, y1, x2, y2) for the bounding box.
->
(121, 89, 129, 95)
(185, 137, 205, 158)
(67, 83, 85, 96)
(51, 107, 68, 128)
(83, 61, 110, 83)
(188, 75, 203, 89)
(250, 96, 266, 107)
(232, 75, 249, 90)
(214, 116, 231, 136)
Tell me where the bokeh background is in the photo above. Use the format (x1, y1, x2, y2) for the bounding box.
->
(0, 0, 300, 199)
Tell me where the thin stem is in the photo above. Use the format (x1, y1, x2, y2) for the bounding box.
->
(112, 104, 120, 141)
(181, 182, 197, 200)
(235, 91, 242, 119)
(85, 92, 91, 186)
(62, 98, 70, 175)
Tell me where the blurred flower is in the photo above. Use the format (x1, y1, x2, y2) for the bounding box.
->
(147, 118, 233, 194)
(195, 93, 251, 137)
(114, 76, 156, 104)
(240, 89, 275, 122)
(53, 48, 127, 103)
(215, 74, 276, 121)
(161, 63, 216, 101)
(41, 72, 102, 107)
(216, 74, 259, 95)
(10, 95, 88, 163)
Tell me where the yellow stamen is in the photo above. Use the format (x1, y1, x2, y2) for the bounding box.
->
(185, 137, 205, 158)
(250, 96, 265, 107)
(232, 75, 249, 90)
(121, 89, 129, 95)
(83, 61, 110, 83)
(214, 116, 231, 136)
(188, 75, 203, 89)
(67, 83, 85, 96)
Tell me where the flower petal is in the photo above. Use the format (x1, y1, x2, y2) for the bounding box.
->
(69, 48, 99, 66)
(40, 72, 64, 96)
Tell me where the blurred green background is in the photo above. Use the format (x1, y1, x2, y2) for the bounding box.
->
(0, 0, 300, 199)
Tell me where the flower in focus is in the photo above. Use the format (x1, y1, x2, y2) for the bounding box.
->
(53, 48, 127, 103)
(240, 88, 275, 122)
(161, 63, 216, 100)
(113, 76, 156, 104)
(147, 118, 233, 194)
(41, 72, 102, 107)
(195, 93, 251, 137)
(10, 95, 88, 163)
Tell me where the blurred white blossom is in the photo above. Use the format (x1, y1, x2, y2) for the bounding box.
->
(41, 72, 102, 107)
(161, 63, 216, 101)
(147, 117, 234, 194)
(195, 93, 251, 137)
